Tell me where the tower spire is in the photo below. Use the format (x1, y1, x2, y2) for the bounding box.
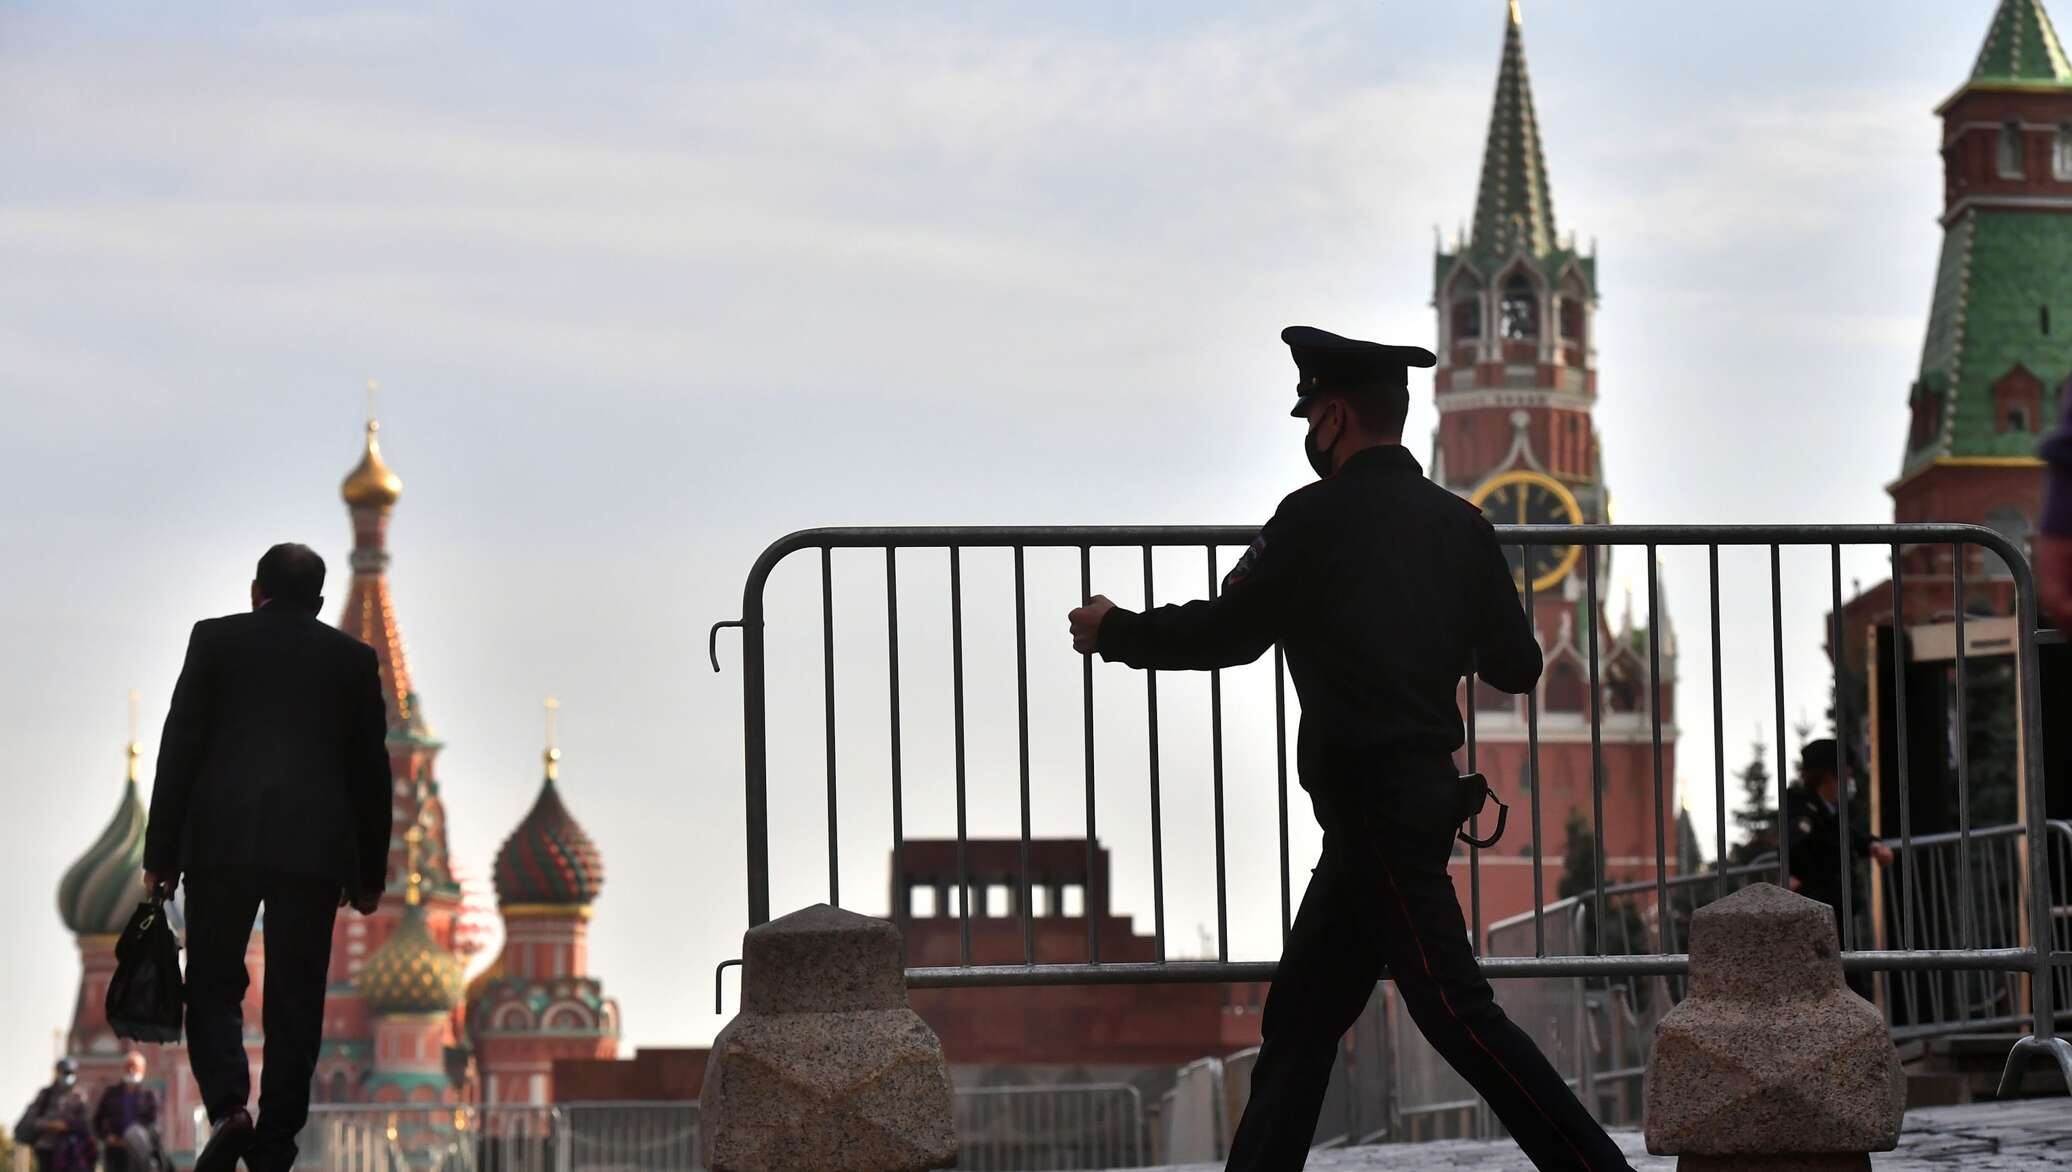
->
(1970, 0, 2072, 86)
(1471, 0, 1559, 258)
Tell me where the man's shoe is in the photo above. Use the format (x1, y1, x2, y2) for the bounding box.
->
(195, 1108, 253, 1172)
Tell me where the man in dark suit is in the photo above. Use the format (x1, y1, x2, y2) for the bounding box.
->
(142, 543, 393, 1172)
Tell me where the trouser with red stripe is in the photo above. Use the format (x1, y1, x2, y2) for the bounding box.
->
(1223, 787, 1634, 1172)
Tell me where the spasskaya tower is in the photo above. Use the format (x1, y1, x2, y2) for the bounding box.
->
(1432, 2, 1681, 936)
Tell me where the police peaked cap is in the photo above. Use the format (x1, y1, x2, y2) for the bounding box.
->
(1797, 737, 1861, 779)
(1282, 326, 1436, 418)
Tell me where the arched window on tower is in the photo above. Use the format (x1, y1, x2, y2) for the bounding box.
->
(1453, 297, 1482, 343)
(1559, 296, 1585, 341)
(1998, 121, 2026, 178)
(1500, 275, 1539, 341)
(2055, 124, 2072, 181)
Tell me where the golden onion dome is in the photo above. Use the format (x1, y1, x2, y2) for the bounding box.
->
(357, 826, 463, 1014)
(342, 419, 403, 508)
(357, 901, 465, 1015)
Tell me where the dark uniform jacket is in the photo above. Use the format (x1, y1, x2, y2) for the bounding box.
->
(144, 606, 394, 901)
(1097, 445, 1541, 828)
(1783, 782, 1872, 909)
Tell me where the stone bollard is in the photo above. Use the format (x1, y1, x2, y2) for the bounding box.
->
(1645, 882, 1905, 1171)
(701, 903, 957, 1172)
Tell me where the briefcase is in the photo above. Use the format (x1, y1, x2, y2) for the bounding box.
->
(106, 898, 183, 1044)
(1452, 772, 1509, 849)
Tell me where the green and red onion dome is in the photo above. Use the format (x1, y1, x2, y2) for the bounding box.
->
(59, 770, 149, 937)
(493, 762, 604, 908)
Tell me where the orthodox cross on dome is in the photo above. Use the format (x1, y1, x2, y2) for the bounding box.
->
(126, 689, 141, 783)
(404, 825, 425, 908)
(543, 697, 561, 782)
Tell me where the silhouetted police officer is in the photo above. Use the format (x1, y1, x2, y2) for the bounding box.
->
(1068, 327, 1632, 1172)
(1785, 737, 1892, 999)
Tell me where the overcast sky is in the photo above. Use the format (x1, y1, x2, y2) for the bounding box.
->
(0, 0, 2021, 1103)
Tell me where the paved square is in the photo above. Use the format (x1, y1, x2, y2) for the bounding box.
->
(1133, 1100, 2072, 1170)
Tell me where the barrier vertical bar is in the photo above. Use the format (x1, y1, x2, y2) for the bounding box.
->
(1953, 547, 1974, 950)
(743, 566, 770, 928)
(1831, 544, 1854, 952)
(1015, 546, 1034, 965)
(2011, 543, 2057, 1050)
(1710, 545, 1727, 904)
(951, 547, 971, 964)
(821, 547, 840, 906)
(1081, 546, 1101, 965)
(1647, 546, 1668, 950)
(1586, 543, 1607, 958)
(1772, 545, 1790, 891)
(1275, 645, 1292, 943)
(886, 549, 905, 929)
(1525, 544, 1544, 957)
(1208, 546, 1229, 963)
(1467, 652, 1483, 956)
(1143, 546, 1166, 962)
(1890, 545, 1916, 954)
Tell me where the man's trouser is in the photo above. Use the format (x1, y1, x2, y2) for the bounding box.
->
(184, 868, 339, 1172)
(1223, 785, 1633, 1172)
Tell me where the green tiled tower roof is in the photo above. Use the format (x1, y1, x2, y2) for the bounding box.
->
(1906, 213, 2072, 471)
(1970, 0, 2072, 86)
(1470, 2, 1557, 261)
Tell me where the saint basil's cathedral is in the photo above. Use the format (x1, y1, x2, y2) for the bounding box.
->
(52, 413, 620, 1162)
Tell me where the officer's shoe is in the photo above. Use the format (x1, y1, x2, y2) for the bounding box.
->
(194, 1108, 254, 1172)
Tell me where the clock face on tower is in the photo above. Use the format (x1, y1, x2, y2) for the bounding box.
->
(1469, 469, 1585, 593)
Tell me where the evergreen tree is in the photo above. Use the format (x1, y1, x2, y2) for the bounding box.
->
(1730, 739, 1777, 862)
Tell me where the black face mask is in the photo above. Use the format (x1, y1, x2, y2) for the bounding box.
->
(1304, 416, 1336, 479)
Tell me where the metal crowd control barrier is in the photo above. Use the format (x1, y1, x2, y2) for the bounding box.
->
(716, 523, 2070, 1096)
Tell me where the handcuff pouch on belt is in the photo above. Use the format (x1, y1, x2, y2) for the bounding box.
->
(1453, 771, 1508, 849)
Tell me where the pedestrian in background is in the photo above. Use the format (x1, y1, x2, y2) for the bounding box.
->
(12, 1059, 96, 1172)
(93, 1051, 163, 1172)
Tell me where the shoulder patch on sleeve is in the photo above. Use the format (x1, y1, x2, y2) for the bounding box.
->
(1222, 533, 1266, 590)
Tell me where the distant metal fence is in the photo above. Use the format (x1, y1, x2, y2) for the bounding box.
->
(719, 522, 2069, 1096)
(282, 1091, 1153, 1172)
(555, 1102, 700, 1172)
(298, 1104, 557, 1172)
(953, 1083, 1144, 1170)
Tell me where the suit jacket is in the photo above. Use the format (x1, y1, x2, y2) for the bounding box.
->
(144, 605, 394, 900)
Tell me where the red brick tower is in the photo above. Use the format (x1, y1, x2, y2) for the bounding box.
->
(1884, 0, 2072, 622)
(316, 403, 470, 1101)
(1432, 2, 1680, 936)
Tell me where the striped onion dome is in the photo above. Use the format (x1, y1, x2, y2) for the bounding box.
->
(357, 900, 465, 1015)
(59, 766, 148, 937)
(493, 763, 604, 908)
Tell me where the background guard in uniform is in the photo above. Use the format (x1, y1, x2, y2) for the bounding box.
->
(1067, 326, 1633, 1172)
